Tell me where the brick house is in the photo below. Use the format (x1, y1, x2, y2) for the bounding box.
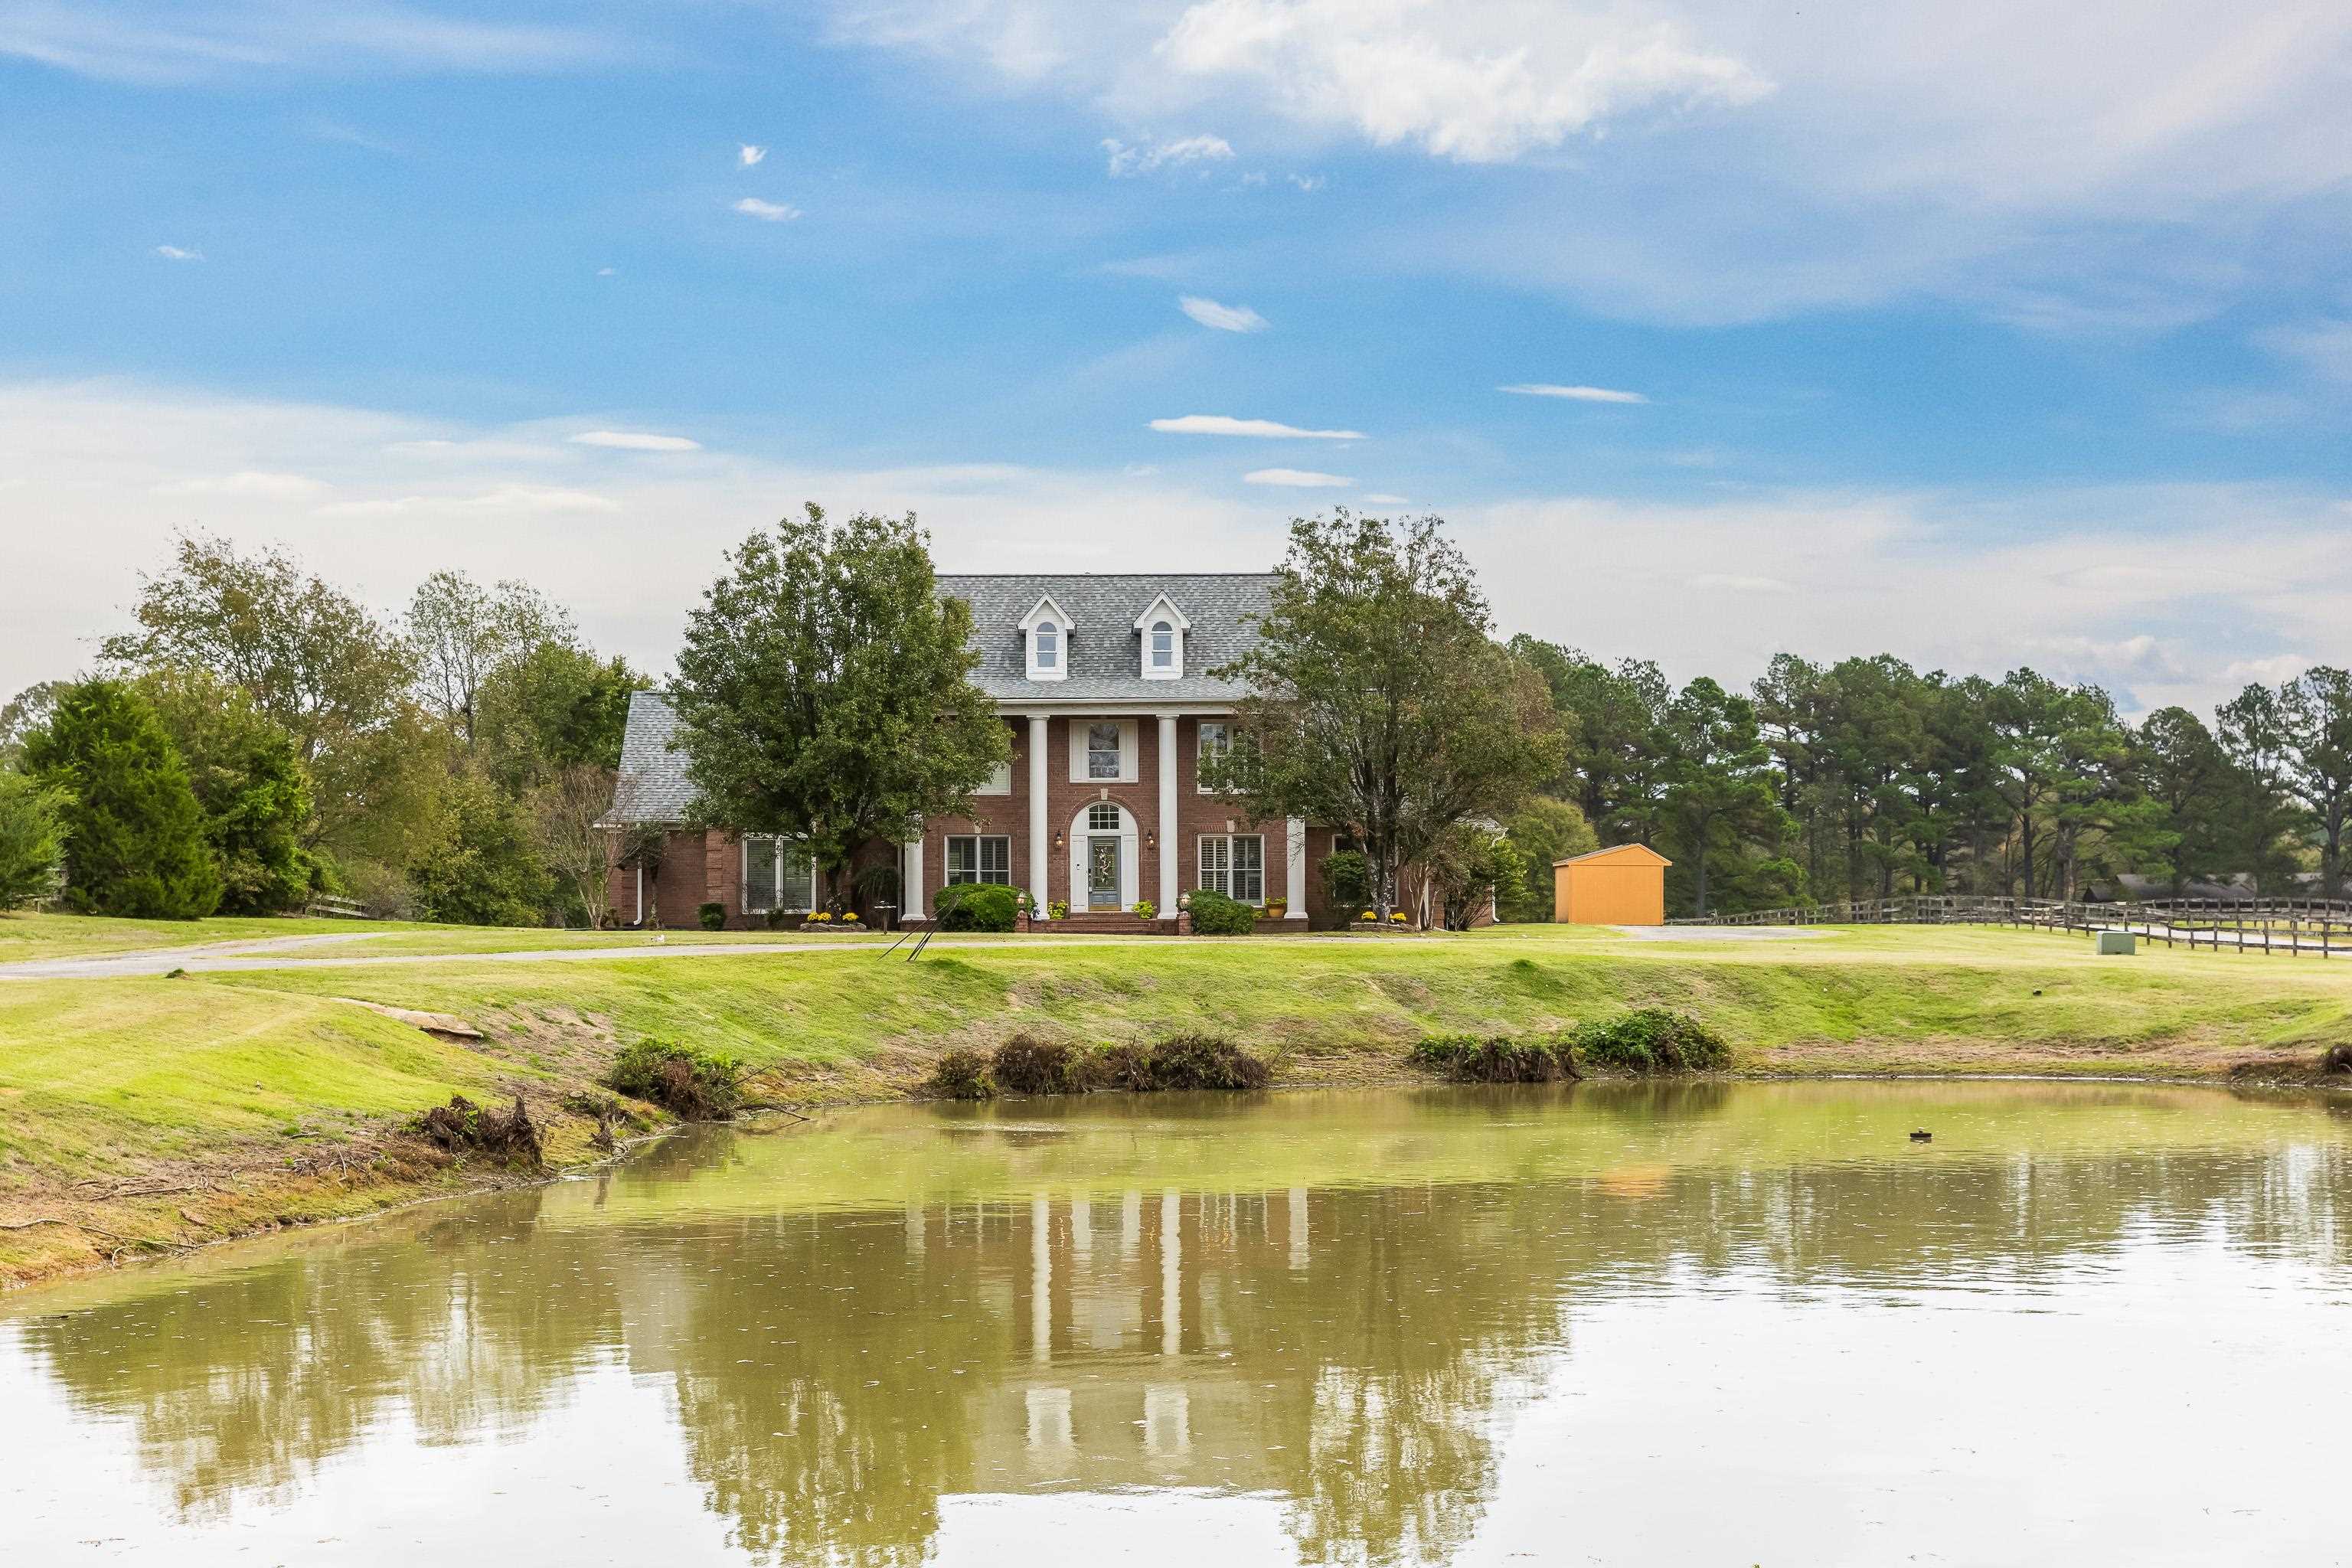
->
(602, 573, 1352, 930)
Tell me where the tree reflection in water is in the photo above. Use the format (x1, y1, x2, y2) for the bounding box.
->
(11, 1083, 2351, 1565)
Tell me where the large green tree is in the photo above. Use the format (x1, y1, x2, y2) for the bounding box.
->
(139, 666, 315, 915)
(1495, 796, 1598, 923)
(0, 769, 71, 908)
(668, 506, 1008, 912)
(21, 680, 223, 919)
(2219, 667, 2352, 900)
(407, 571, 573, 752)
(1207, 513, 1561, 920)
(102, 536, 416, 855)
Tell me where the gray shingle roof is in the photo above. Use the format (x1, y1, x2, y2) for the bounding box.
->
(602, 690, 694, 825)
(603, 573, 1276, 824)
(937, 573, 1273, 701)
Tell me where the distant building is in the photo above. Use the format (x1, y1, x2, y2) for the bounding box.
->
(1552, 843, 1671, 926)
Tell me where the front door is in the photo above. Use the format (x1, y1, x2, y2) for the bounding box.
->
(1087, 838, 1121, 909)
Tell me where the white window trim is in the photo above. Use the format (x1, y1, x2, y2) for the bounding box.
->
(944, 833, 1012, 885)
(1197, 832, 1266, 906)
(976, 759, 1013, 795)
(1197, 720, 1232, 795)
(1132, 594, 1191, 681)
(1019, 594, 1076, 684)
(740, 835, 818, 914)
(1068, 717, 1139, 784)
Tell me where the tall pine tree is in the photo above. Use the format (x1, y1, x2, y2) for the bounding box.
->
(23, 679, 223, 919)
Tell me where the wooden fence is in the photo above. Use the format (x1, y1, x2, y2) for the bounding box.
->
(1671, 895, 2352, 959)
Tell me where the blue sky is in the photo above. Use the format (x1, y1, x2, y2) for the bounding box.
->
(4, 1, 2349, 715)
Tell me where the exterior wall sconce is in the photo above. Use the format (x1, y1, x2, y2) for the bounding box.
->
(1054, 831, 1064, 849)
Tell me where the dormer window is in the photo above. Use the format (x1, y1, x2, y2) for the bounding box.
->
(1019, 594, 1075, 682)
(1133, 594, 1191, 681)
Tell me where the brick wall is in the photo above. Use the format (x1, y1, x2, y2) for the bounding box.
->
(913, 714, 1301, 916)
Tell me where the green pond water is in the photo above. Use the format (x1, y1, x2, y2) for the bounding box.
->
(5, 1080, 2351, 1566)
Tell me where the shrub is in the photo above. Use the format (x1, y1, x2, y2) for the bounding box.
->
(604, 1038, 745, 1119)
(697, 901, 727, 930)
(1410, 1034, 1571, 1083)
(1132, 899, 1156, 920)
(991, 1035, 1096, 1095)
(1570, 1008, 1730, 1074)
(936, 881, 1018, 932)
(1146, 1033, 1271, 1090)
(413, 1094, 543, 1167)
(1187, 887, 1257, 935)
(930, 1048, 995, 1099)
(1093, 1043, 1155, 1092)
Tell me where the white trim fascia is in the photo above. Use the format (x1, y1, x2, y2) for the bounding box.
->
(1129, 594, 1192, 632)
(995, 699, 1238, 717)
(1019, 593, 1077, 632)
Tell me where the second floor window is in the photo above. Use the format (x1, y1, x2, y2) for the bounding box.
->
(1197, 721, 1230, 792)
(1088, 723, 1122, 779)
(1150, 621, 1174, 669)
(1034, 622, 1058, 669)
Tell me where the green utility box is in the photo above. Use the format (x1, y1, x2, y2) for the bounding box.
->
(2097, 930, 2136, 956)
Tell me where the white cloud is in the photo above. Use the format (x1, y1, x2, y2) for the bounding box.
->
(738, 143, 767, 167)
(571, 430, 704, 452)
(733, 197, 802, 222)
(1500, 383, 1648, 404)
(0, 2, 618, 83)
(1361, 492, 1409, 505)
(153, 470, 325, 498)
(1178, 296, 1269, 332)
(822, 2, 2352, 328)
(1155, 0, 1771, 163)
(1287, 173, 1324, 191)
(153, 244, 203, 262)
(1689, 572, 1792, 593)
(1102, 132, 1233, 176)
(1150, 413, 1361, 438)
(317, 485, 622, 518)
(1244, 467, 1351, 486)
(2257, 318, 2352, 384)
(7, 380, 2346, 724)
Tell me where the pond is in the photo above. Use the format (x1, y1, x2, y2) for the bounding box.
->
(5, 1081, 2351, 1565)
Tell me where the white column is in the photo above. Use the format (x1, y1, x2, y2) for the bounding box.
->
(1032, 1195, 1053, 1364)
(1286, 817, 1308, 917)
(903, 830, 925, 921)
(1027, 714, 1052, 906)
(1160, 1190, 1181, 1357)
(1157, 713, 1180, 915)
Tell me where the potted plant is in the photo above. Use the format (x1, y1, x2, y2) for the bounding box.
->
(1265, 897, 1288, 920)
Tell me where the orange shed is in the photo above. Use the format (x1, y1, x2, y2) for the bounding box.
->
(1553, 843, 1672, 926)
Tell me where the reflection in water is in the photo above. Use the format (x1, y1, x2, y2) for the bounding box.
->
(6, 1081, 2352, 1565)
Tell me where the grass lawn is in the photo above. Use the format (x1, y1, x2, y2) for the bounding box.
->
(5, 915, 2349, 1286)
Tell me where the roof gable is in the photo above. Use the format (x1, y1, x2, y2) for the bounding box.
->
(1554, 843, 1674, 869)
